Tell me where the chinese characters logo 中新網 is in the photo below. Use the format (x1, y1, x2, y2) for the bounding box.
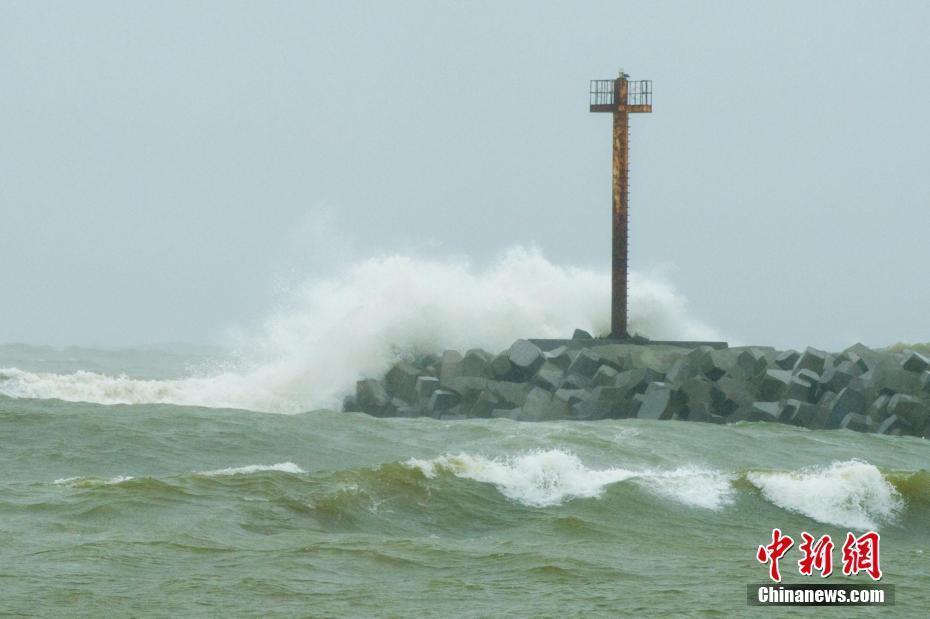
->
(756, 528, 881, 582)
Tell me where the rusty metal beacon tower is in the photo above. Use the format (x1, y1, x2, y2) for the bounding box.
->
(590, 71, 652, 339)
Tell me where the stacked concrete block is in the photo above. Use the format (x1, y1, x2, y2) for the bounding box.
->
(343, 338, 930, 438)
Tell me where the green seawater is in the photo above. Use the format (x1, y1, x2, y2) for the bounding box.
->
(2, 403, 929, 617)
(0, 347, 928, 617)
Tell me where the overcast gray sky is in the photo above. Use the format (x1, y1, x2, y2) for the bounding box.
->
(1, 0, 928, 350)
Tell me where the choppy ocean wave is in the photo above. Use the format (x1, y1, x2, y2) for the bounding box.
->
(406, 450, 734, 510)
(746, 459, 903, 530)
(40, 451, 926, 531)
(3, 399, 926, 616)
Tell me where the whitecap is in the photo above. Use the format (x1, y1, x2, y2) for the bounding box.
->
(747, 459, 902, 530)
(634, 466, 736, 510)
(406, 450, 733, 509)
(197, 462, 306, 476)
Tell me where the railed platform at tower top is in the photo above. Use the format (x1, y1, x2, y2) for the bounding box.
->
(589, 77, 653, 113)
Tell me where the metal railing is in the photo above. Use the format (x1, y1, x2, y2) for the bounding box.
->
(589, 79, 652, 108)
(590, 80, 617, 107)
(626, 80, 652, 107)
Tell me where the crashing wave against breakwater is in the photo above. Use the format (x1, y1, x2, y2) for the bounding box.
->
(0, 247, 721, 413)
(347, 336, 930, 438)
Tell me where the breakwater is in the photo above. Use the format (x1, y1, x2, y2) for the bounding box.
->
(345, 333, 930, 437)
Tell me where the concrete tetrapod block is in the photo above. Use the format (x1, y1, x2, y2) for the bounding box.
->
(508, 340, 545, 380)
(590, 365, 620, 388)
(488, 381, 532, 408)
(819, 365, 855, 395)
(490, 352, 514, 380)
(826, 387, 867, 429)
(592, 386, 625, 404)
(572, 328, 594, 340)
(786, 375, 815, 403)
(385, 361, 422, 403)
(439, 350, 464, 388)
(555, 388, 593, 407)
(730, 349, 767, 381)
(663, 359, 693, 386)
(794, 368, 820, 383)
(867, 394, 891, 423)
(840, 413, 874, 433)
(681, 376, 714, 411)
(887, 394, 928, 434)
(876, 414, 911, 436)
(616, 368, 664, 399)
(461, 349, 494, 378)
(794, 347, 828, 375)
(568, 349, 605, 380)
(699, 350, 728, 381)
(466, 390, 500, 419)
(544, 345, 575, 371)
(442, 376, 492, 400)
(749, 401, 781, 423)
(775, 350, 800, 371)
(415, 376, 440, 403)
(533, 362, 564, 392)
(759, 369, 792, 401)
(713, 376, 754, 419)
(636, 382, 681, 420)
(356, 379, 391, 414)
(872, 367, 922, 398)
(428, 389, 461, 416)
(414, 352, 440, 371)
(687, 401, 726, 424)
(779, 399, 818, 427)
(809, 392, 836, 429)
(548, 389, 577, 418)
(902, 351, 930, 373)
(560, 374, 589, 390)
(519, 386, 568, 422)
(843, 351, 870, 375)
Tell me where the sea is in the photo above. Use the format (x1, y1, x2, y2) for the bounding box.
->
(1, 341, 927, 617)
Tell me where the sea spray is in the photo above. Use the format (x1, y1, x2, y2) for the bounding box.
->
(0, 246, 719, 413)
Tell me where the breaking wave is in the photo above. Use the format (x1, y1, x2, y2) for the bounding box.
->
(0, 246, 719, 413)
(406, 449, 734, 509)
(42, 452, 923, 531)
(197, 462, 306, 476)
(746, 460, 903, 530)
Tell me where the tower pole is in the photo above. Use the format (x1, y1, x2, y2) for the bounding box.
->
(611, 77, 630, 338)
(590, 71, 650, 339)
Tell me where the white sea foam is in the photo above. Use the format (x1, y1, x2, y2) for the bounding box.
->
(407, 450, 637, 507)
(747, 460, 902, 530)
(634, 466, 736, 510)
(406, 450, 734, 509)
(198, 462, 306, 476)
(0, 246, 720, 413)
